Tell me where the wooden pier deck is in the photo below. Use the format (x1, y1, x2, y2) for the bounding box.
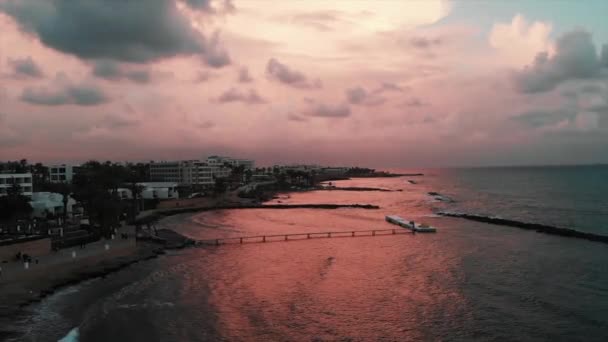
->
(197, 228, 414, 246)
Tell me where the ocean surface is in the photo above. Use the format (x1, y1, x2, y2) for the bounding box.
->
(6, 166, 608, 341)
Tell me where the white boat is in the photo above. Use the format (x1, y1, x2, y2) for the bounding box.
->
(412, 222, 437, 233)
(385, 215, 437, 233)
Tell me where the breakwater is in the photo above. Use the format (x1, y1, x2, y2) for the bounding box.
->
(439, 212, 608, 244)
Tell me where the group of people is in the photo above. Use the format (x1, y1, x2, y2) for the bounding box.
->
(14, 251, 37, 264)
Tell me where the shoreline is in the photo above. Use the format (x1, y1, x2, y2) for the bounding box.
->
(0, 230, 194, 340)
(0, 177, 389, 338)
(1, 201, 380, 338)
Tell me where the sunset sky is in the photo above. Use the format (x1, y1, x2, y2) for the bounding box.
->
(1, 0, 608, 167)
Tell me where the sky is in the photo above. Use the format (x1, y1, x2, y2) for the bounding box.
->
(1, 0, 608, 168)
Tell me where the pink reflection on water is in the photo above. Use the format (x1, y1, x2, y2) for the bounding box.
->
(173, 177, 470, 340)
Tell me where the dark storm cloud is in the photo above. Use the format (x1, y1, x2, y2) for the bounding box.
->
(21, 82, 109, 106)
(92, 60, 150, 84)
(345, 86, 385, 106)
(514, 30, 607, 93)
(304, 102, 351, 118)
(0, 0, 231, 67)
(266, 58, 322, 89)
(215, 88, 266, 104)
(8, 56, 44, 78)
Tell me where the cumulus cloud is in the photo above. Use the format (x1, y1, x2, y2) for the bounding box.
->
(345, 86, 386, 106)
(0, 0, 231, 67)
(21, 78, 109, 106)
(238, 66, 253, 83)
(184, 0, 235, 14)
(92, 60, 150, 83)
(490, 14, 552, 66)
(8, 56, 44, 78)
(266, 58, 321, 89)
(514, 30, 607, 93)
(304, 102, 351, 118)
(215, 87, 266, 104)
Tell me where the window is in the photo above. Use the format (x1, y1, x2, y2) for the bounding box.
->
(60, 175, 66, 180)
(51, 175, 58, 180)
(59, 168, 66, 173)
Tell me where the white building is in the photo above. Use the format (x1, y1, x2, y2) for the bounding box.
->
(186, 161, 216, 186)
(140, 182, 179, 199)
(117, 182, 179, 200)
(207, 155, 254, 170)
(29, 192, 76, 218)
(49, 164, 80, 183)
(148, 160, 186, 183)
(0, 173, 33, 197)
(149, 156, 255, 187)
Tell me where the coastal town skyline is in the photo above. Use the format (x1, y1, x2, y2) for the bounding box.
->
(2, 0, 608, 168)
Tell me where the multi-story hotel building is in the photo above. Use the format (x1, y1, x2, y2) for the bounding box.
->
(149, 156, 255, 187)
(0, 173, 33, 197)
(49, 164, 81, 183)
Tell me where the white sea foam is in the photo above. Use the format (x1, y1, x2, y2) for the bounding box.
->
(58, 327, 79, 342)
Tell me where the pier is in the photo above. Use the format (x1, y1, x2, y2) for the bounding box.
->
(197, 228, 414, 246)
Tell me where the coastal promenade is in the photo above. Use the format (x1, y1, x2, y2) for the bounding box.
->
(0, 226, 139, 324)
(0, 226, 136, 283)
